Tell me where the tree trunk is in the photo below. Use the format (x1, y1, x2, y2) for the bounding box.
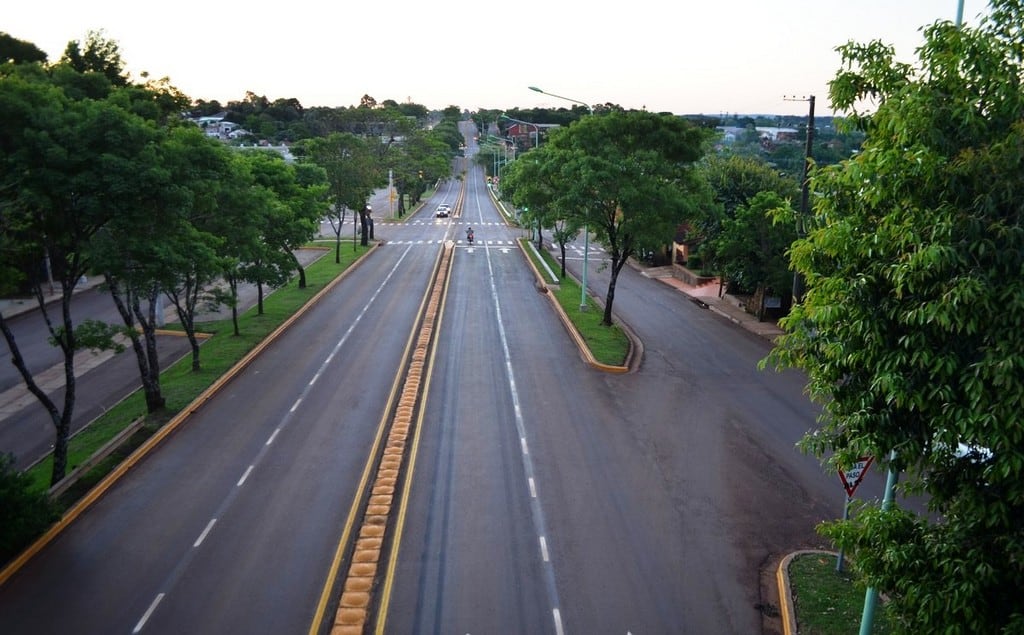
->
(136, 289, 165, 411)
(167, 275, 204, 372)
(107, 275, 165, 413)
(228, 275, 240, 337)
(292, 252, 307, 289)
(359, 210, 369, 246)
(0, 314, 64, 482)
(603, 253, 630, 327)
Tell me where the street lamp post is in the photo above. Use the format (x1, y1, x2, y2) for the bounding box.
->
(528, 86, 594, 311)
(485, 135, 513, 190)
(784, 94, 815, 306)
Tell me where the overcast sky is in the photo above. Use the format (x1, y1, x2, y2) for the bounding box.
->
(6, 1, 985, 116)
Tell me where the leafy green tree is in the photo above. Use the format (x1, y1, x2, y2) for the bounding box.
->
(91, 125, 172, 414)
(90, 81, 199, 413)
(0, 64, 148, 484)
(296, 133, 378, 261)
(501, 153, 580, 277)
(0, 32, 48, 64)
(525, 110, 712, 325)
(160, 128, 239, 366)
(382, 128, 448, 216)
(234, 150, 323, 311)
(713, 191, 796, 315)
(765, 3, 1024, 632)
(60, 29, 128, 87)
(239, 150, 325, 288)
(430, 119, 463, 153)
(0, 454, 60, 564)
(699, 154, 799, 293)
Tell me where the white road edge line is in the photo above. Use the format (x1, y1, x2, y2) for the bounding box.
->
(266, 428, 280, 445)
(237, 465, 254, 487)
(485, 222, 565, 628)
(133, 593, 165, 633)
(553, 608, 565, 635)
(194, 518, 217, 547)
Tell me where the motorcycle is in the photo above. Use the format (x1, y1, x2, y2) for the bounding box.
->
(466, 230, 474, 244)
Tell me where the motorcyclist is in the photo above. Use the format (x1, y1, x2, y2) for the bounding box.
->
(466, 226, 474, 242)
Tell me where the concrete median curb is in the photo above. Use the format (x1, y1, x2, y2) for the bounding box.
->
(776, 549, 838, 635)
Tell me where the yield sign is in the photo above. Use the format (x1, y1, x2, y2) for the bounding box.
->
(838, 456, 874, 498)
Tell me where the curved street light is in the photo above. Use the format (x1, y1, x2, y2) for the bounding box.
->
(528, 86, 594, 311)
(528, 86, 594, 115)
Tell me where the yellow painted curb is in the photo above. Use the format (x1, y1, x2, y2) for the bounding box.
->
(776, 549, 837, 635)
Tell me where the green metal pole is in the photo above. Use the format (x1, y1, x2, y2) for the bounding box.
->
(837, 495, 851, 573)
(580, 223, 589, 311)
(859, 450, 898, 635)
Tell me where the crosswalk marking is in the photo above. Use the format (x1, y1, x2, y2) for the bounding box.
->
(379, 240, 517, 246)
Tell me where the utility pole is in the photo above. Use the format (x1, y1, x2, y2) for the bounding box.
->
(784, 94, 815, 305)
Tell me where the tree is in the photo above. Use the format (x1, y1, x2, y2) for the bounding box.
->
(712, 191, 796, 316)
(234, 150, 315, 312)
(526, 110, 712, 325)
(0, 65, 147, 484)
(90, 82, 198, 414)
(160, 128, 238, 366)
(296, 133, 377, 262)
(91, 123, 172, 414)
(699, 154, 800, 294)
(0, 454, 59, 564)
(237, 150, 325, 290)
(501, 152, 581, 277)
(0, 32, 48, 64)
(765, 3, 1024, 631)
(60, 29, 128, 87)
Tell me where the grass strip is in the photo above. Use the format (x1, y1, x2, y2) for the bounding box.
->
(789, 552, 893, 635)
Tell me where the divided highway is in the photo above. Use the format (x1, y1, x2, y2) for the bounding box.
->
(0, 130, 861, 634)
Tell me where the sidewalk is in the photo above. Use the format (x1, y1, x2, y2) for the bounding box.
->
(0, 276, 106, 321)
(638, 265, 784, 342)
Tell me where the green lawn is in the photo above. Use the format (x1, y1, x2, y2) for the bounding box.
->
(789, 552, 893, 635)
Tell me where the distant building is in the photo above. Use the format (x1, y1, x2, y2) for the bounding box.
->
(716, 125, 799, 145)
(190, 112, 241, 139)
(505, 122, 560, 147)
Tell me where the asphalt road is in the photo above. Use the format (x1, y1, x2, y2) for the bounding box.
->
(0, 250, 329, 472)
(0, 128, 883, 634)
(0, 208, 446, 633)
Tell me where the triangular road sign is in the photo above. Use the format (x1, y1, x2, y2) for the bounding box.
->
(838, 456, 874, 498)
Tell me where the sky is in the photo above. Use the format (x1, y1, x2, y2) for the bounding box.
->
(5, 1, 987, 117)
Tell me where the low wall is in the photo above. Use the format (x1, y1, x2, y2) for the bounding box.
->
(672, 264, 716, 287)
